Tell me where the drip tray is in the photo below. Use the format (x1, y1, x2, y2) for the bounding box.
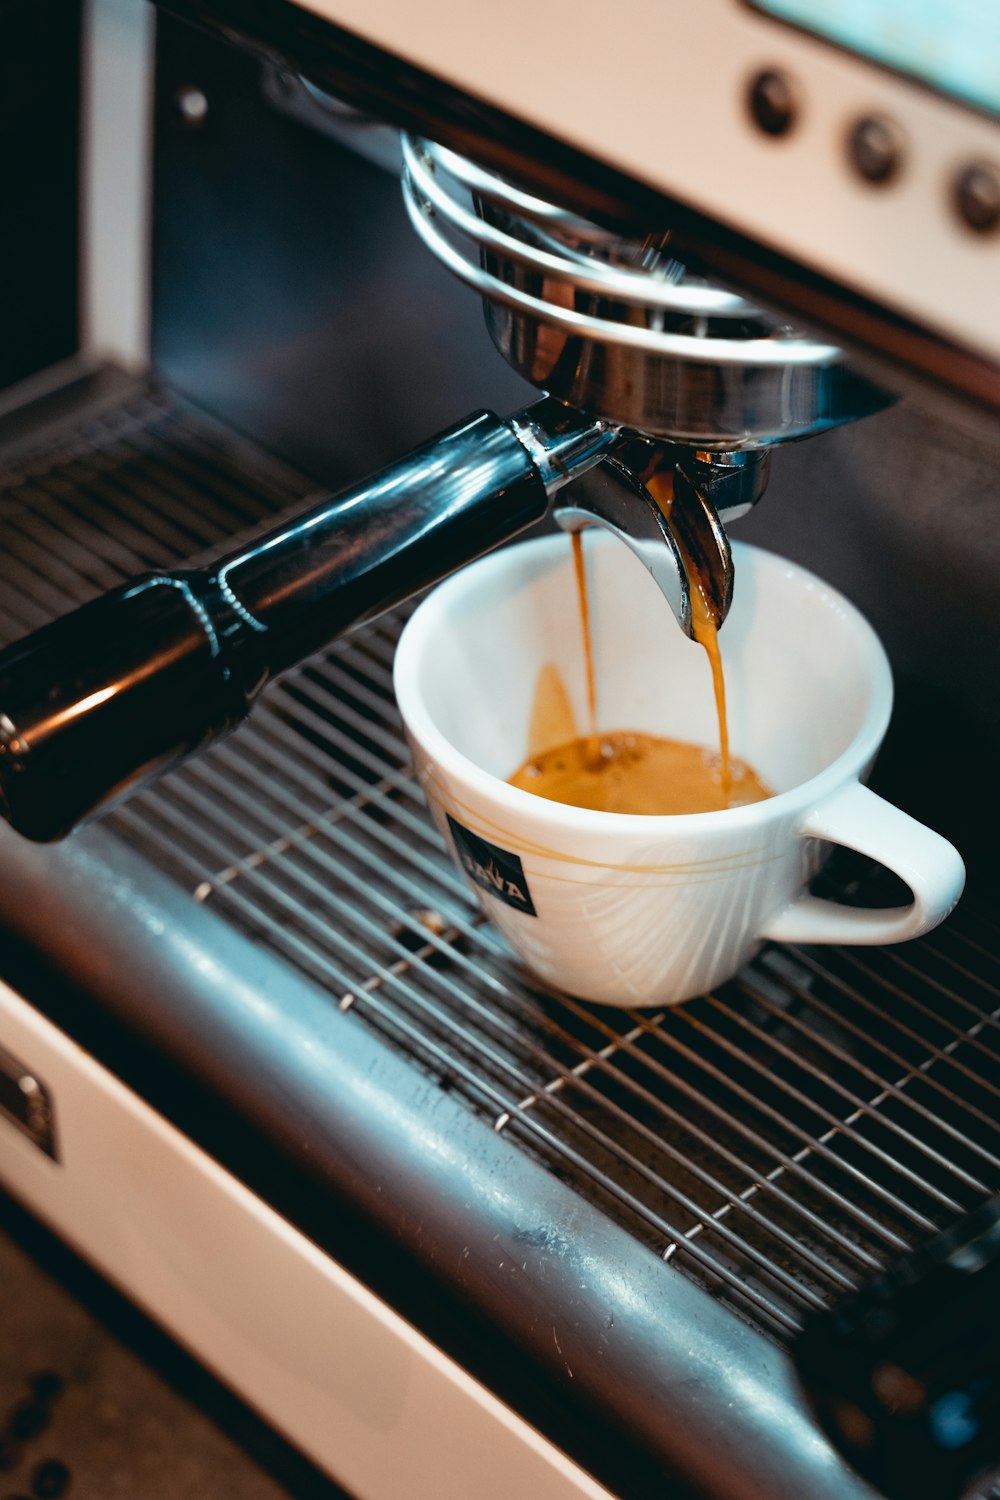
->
(0, 372, 997, 1496)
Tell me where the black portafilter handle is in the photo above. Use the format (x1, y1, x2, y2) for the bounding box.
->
(795, 1194, 1000, 1500)
(0, 398, 754, 842)
(0, 402, 616, 842)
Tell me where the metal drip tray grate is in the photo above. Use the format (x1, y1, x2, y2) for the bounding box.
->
(2, 383, 998, 1347)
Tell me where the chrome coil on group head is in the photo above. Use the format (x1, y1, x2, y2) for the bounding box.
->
(401, 135, 887, 447)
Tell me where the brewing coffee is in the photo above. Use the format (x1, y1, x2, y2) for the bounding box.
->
(644, 468, 733, 801)
(511, 479, 773, 815)
(397, 533, 964, 1006)
(509, 731, 771, 814)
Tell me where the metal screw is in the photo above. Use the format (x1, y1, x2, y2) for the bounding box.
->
(175, 86, 209, 127)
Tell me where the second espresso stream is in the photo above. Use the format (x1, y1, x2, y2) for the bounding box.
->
(508, 492, 772, 816)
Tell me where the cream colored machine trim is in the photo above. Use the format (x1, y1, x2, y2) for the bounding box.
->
(80, 0, 154, 369)
(293, 0, 1000, 363)
(0, 980, 613, 1500)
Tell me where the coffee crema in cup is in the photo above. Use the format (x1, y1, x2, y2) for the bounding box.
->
(508, 481, 773, 816)
(509, 729, 772, 815)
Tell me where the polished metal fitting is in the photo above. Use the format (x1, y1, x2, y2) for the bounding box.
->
(401, 135, 889, 448)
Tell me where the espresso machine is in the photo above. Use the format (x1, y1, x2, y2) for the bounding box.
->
(0, 2, 998, 1498)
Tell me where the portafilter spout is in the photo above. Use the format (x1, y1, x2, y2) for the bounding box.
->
(551, 446, 770, 637)
(0, 397, 717, 843)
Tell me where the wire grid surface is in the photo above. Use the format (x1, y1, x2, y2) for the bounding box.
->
(1, 389, 998, 1347)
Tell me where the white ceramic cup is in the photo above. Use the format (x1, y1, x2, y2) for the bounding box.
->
(393, 534, 965, 1007)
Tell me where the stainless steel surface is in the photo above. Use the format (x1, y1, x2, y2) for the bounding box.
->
(555, 440, 751, 631)
(506, 397, 615, 493)
(510, 396, 737, 636)
(401, 136, 890, 447)
(685, 448, 773, 524)
(0, 383, 997, 1497)
(552, 457, 734, 636)
(0, 820, 878, 1500)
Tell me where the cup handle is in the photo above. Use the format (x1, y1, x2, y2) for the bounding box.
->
(760, 782, 966, 946)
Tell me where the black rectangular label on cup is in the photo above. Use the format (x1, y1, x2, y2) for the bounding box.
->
(446, 815, 537, 917)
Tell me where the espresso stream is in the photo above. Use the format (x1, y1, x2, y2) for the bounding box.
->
(508, 485, 772, 816)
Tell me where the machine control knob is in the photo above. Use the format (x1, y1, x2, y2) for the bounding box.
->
(952, 162, 1000, 233)
(848, 114, 905, 185)
(747, 68, 798, 137)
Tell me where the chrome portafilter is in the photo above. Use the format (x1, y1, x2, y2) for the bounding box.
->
(400, 133, 889, 652)
(400, 135, 888, 449)
(0, 135, 890, 842)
